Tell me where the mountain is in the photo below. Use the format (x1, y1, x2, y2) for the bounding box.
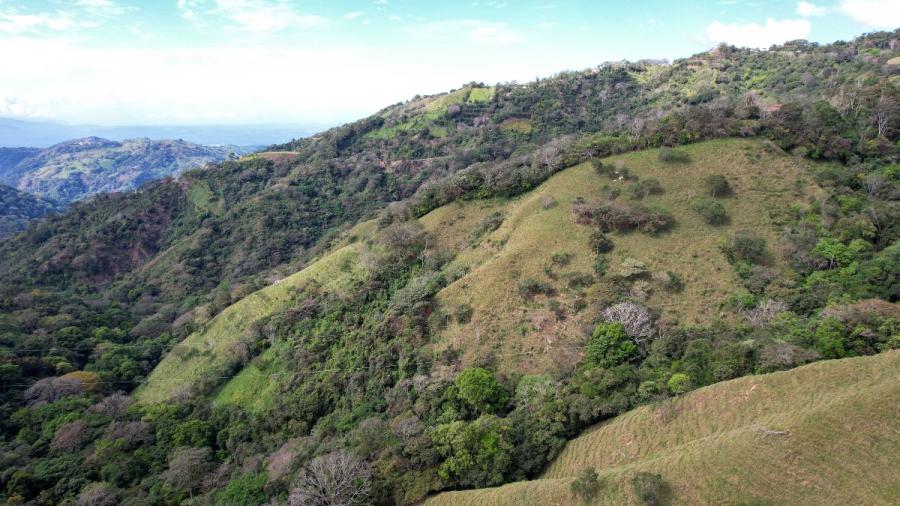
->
(426, 350, 900, 505)
(0, 137, 248, 203)
(0, 183, 60, 237)
(0, 31, 897, 506)
(0, 116, 327, 148)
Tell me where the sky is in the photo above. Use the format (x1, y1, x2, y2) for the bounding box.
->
(0, 0, 897, 126)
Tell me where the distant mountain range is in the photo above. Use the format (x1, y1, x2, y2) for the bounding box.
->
(0, 116, 327, 148)
(0, 137, 250, 205)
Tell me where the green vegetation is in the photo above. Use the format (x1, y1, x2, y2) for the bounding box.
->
(0, 31, 898, 506)
(426, 352, 900, 505)
(0, 184, 60, 237)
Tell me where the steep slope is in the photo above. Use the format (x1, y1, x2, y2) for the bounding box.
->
(0, 183, 60, 237)
(141, 138, 817, 408)
(423, 138, 819, 375)
(3, 137, 244, 203)
(426, 350, 900, 505)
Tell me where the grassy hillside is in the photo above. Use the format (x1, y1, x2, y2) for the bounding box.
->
(426, 350, 900, 505)
(424, 138, 820, 375)
(142, 138, 817, 408)
(135, 243, 368, 404)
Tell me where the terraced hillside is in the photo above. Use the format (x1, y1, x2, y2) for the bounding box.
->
(426, 350, 900, 505)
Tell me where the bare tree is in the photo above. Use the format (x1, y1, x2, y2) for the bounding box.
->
(89, 392, 132, 418)
(873, 94, 897, 138)
(602, 302, 656, 344)
(288, 451, 371, 506)
(23, 376, 84, 406)
(75, 482, 119, 506)
(161, 447, 213, 497)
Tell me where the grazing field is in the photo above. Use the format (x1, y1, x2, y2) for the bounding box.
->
(424, 138, 822, 375)
(426, 350, 900, 505)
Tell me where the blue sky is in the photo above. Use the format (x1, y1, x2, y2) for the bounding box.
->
(0, 0, 896, 125)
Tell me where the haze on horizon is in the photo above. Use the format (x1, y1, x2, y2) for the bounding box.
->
(1, 0, 897, 127)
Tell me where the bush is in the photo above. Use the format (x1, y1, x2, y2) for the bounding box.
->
(591, 202, 675, 235)
(630, 472, 673, 505)
(589, 230, 615, 254)
(704, 174, 732, 197)
(690, 198, 729, 225)
(723, 230, 767, 263)
(470, 212, 505, 242)
(518, 278, 554, 299)
(627, 178, 664, 200)
(571, 467, 601, 503)
(658, 148, 691, 163)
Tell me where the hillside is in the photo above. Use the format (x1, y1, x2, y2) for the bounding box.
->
(138, 138, 818, 404)
(0, 136, 243, 203)
(426, 350, 900, 505)
(0, 31, 898, 506)
(0, 183, 60, 237)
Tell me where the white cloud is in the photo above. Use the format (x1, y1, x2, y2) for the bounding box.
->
(796, 1, 827, 17)
(177, 0, 327, 32)
(410, 20, 524, 46)
(0, 36, 605, 125)
(0, 12, 77, 34)
(838, 0, 900, 29)
(344, 11, 365, 20)
(705, 18, 811, 48)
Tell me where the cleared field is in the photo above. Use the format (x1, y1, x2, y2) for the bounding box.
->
(424, 138, 821, 375)
(426, 350, 900, 505)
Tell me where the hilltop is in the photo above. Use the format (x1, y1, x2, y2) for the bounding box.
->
(0, 136, 245, 203)
(427, 351, 900, 505)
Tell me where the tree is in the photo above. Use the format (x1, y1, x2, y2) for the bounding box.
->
(454, 368, 509, 414)
(690, 198, 728, 225)
(161, 447, 213, 497)
(289, 451, 371, 506)
(603, 302, 656, 343)
(586, 323, 637, 369)
(431, 415, 514, 488)
(667, 373, 692, 395)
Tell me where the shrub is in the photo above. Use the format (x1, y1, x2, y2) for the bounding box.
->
(551, 252, 574, 266)
(627, 178, 664, 200)
(658, 148, 691, 163)
(571, 467, 601, 503)
(589, 230, 615, 253)
(470, 212, 505, 242)
(518, 278, 554, 299)
(690, 198, 729, 225)
(586, 323, 638, 369)
(616, 258, 648, 279)
(630, 472, 673, 505)
(704, 174, 732, 197)
(591, 202, 675, 235)
(455, 304, 474, 324)
(722, 230, 767, 263)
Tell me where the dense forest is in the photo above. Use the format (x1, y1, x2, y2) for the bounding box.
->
(0, 31, 898, 505)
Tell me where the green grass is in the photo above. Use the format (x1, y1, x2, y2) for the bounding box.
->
(422, 138, 821, 375)
(426, 350, 900, 505)
(135, 244, 367, 404)
(467, 86, 495, 103)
